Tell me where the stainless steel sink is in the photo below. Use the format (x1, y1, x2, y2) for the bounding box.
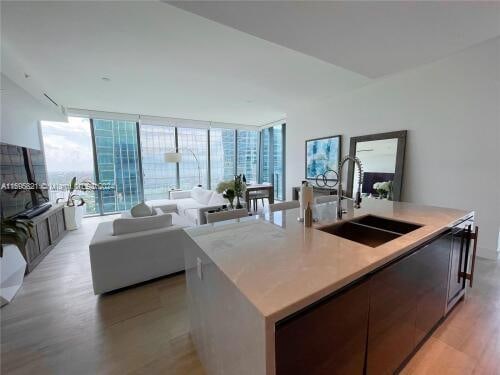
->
(316, 215, 422, 247)
(351, 215, 422, 235)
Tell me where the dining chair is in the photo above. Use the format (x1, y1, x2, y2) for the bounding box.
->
(268, 201, 300, 213)
(249, 190, 270, 211)
(205, 208, 249, 224)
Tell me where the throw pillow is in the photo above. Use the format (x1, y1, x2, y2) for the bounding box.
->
(208, 192, 227, 206)
(191, 187, 213, 205)
(130, 202, 153, 218)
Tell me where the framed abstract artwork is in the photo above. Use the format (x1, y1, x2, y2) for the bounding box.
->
(305, 135, 341, 180)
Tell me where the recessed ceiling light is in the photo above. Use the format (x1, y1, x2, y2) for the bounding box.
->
(101, 77, 111, 82)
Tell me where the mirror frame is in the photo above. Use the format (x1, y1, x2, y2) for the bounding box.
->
(346, 130, 407, 201)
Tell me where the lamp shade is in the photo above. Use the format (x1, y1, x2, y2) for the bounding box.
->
(164, 152, 182, 163)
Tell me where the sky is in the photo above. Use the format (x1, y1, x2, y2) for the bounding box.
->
(41, 117, 94, 173)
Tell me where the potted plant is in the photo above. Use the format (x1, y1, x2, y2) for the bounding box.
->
(1, 218, 31, 306)
(233, 174, 246, 209)
(56, 177, 90, 230)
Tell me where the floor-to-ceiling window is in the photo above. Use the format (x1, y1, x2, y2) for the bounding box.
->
(93, 119, 142, 213)
(259, 123, 285, 200)
(41, 114, 285, 214)
(273, 124, 285, 200)
(41, 117, 98, 215)
(260, 127, 272, 184)
(237, 130, 259, 183)
(209, 128, 236, 189)
(177, 127, 209, 190)
(140, 124, 177, 200)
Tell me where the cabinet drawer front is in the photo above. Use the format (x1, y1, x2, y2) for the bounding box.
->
(36, 220, 50, 252)
(25, 237, 40, 262)
(415, 234, 451, 344)
(48, 215, 59, 243)
(276, 281, 370, 375)
(56, 210, 65, 233)
(367, 251, 419, 375)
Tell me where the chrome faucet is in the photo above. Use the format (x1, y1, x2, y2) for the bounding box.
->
(337, 155, 363, 219)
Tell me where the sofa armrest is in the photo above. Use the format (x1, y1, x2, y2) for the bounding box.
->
(170, 190, 192, 199)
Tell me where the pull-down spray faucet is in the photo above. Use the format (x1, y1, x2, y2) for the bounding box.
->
(336, 155, 363, 219)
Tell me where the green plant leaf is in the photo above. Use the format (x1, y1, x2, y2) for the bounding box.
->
(69, 176, 77, 193)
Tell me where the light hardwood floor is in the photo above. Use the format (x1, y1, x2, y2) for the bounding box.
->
(1, 216, 499, 375)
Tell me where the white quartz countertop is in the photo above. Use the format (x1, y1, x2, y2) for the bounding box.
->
(185, 200, 472, 322)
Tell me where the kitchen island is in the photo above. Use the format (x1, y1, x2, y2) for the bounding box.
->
(183, 199, 477, 375)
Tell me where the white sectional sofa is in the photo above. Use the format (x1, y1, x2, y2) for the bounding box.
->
(146, 187, 230, 226)
(89, 208, 190, 294)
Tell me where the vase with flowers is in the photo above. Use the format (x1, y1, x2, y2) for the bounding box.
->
(373, 181, 393, 200)
(216, 176, 246, 209)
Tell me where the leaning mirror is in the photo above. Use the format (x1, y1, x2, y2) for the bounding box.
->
(346, 131, 407, 201)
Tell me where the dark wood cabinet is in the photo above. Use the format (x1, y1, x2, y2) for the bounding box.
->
(56, 209, 65, 236)
(36, 220, 51, 252)
(414, 233, 451, 344)
(275, 279, 370, 375)
(274, 218, 478, 375)
(24, 237, 40, 263)
(367, 250, 419, 374)
(48, 213, 59, 243)
(367, 231, 453, 374)
(18, 205, 67, 274)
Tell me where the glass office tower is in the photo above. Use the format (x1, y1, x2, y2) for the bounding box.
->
(260, 128, 272, 184)
(93, 119, 142, 213)
(236, 130, 259, 183)
(140, 124, 177, 201)
(259, 124, 285, 200)
(210, 128, 236, 189)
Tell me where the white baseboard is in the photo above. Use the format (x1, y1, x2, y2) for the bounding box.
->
(477, 246, 499, 260)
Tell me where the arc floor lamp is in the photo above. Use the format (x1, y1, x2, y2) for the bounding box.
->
(164, 148, 202, 187)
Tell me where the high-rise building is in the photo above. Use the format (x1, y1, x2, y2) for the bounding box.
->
(210, 128, 236, 189)
(93, 119, 142, 213)
(236, 130, 259, 183)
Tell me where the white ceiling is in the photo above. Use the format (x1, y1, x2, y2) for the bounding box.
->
(3, 2, 499, 126)
(1, 1, 369, 126)
(171, 1, 500, 78)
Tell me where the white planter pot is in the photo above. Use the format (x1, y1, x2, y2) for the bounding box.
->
(64, 204, 85, 230)
(1, 244, 27, 307)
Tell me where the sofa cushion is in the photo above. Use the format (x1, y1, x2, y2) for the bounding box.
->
(191, 187, 214, 205)
(208, 192, 227, 206)
(112, 212, 172, 236)
(130, 202, 153, 217)
(176, 198, 206, 212)
(184, 208, 200, 225)
(145, 199, 178, 213)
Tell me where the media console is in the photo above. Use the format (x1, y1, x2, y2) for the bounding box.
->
(22, 204, 67, 274)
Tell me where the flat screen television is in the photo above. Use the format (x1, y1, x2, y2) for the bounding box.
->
(0, 142, 50, 218)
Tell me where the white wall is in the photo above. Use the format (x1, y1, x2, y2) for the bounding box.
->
(286, 37, 500, 258)
(0, 74, 66, 149)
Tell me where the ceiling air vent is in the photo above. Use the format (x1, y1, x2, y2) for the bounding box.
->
(43, 92, 59, 107)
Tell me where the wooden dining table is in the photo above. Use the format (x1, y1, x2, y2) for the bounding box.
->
(245, 184, 274, 211)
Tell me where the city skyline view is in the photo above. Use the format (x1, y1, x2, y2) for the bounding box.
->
(41, 117, 285, 216)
